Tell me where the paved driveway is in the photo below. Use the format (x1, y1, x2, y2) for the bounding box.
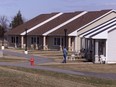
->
(3, 49, 53, 64)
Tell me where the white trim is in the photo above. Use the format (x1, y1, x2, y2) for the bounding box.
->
(92, 30, 107, 39)
(106, 39, 108, 63)
(20, 12, 63, 35)
(106, 61, 116, 64)
(24, 50, 28, 54)
(85, 21, 116, 38)
(1, 46, 4, 50)
(43, 11, 87, 36)
(92, 25, 116, 39)
(69, 10, 113, 36)
(68, 31, 78, 36)
(79, 18, 116, 37)
(77, 10, 113, 31)
(74, 36, 78, 52)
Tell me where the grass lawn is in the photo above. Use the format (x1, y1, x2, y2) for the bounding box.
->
(0, 57, 27, 62)
(0, 66, 116, 87)
(3, 49, 116, 74)
(39, 62, 116, 74)
(29, 50, 73, 58)
(1, 49, 116, 86)
(29, 50, 116, 74)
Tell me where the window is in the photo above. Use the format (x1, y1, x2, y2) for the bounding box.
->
(11, 36, 19, 43)
(16, 37, 19, 43)
(54, 37, 60, 46)
(11, 36, 15, 43)
(31, 36, 39, 44)
(37, 37, 39, 44)
(31, 37, 33, 44)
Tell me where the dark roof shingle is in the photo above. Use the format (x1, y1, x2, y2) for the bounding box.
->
(5, 9, 112, 36)
(48, 10, 111, 36)
(6, 13, 59, 35)
(28, 11, 82, 35)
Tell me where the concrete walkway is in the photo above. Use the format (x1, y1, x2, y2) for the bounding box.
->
(1, 49, 116, 80)
(3, 49, 54, 64)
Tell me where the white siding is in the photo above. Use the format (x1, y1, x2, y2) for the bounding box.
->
(107, 29, 116, 63)
(77, 12, 116, 51)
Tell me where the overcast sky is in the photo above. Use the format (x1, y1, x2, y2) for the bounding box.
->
(0, 0, 116, 20)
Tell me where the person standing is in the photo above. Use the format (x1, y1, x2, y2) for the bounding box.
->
(62, 47, 67, 63)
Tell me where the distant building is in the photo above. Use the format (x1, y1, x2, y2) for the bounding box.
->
(5, 9, 116, 63)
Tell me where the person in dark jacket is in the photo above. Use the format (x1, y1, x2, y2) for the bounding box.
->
(62, 47, 67, 63)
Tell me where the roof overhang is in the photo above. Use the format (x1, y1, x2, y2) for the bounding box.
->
(84, 24, 116, 39)
(78, 16, 116, 39)
(77, 9, 115, 32)
(20, 12, 63, 35)
(69, 10, 115, 37)
(79, 17, 116, 38)
(43, 11, 87, 36)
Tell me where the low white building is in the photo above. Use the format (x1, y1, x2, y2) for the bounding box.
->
(79, 17, 116, 64)
(107, 28, 116, 63)
(4, 9, 116, 63)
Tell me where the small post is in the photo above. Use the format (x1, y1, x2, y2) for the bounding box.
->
(64, 29, 67, 48)
(1, 27, 4, 50)
(24, 29, 28, 54)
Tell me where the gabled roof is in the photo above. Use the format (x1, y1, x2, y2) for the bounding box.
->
(80, 18, 116, 39)
(89, 24, 116, 39)
(48, 10, 111, 36)
(5, 12, 60, 35)
(79, 17, 116, 37)
(108, 28, 116, 33)
(5, 9, 113, 36)
(21, 12, 63, 35)
(90, 25, 116, 39)
(28, 11, 83, 35)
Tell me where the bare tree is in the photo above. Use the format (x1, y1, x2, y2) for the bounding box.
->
(0, 16, 9, 32)
(0, 15, 9, 46)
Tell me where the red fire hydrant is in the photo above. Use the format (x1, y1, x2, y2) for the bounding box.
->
(30, 58, 34, 66)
